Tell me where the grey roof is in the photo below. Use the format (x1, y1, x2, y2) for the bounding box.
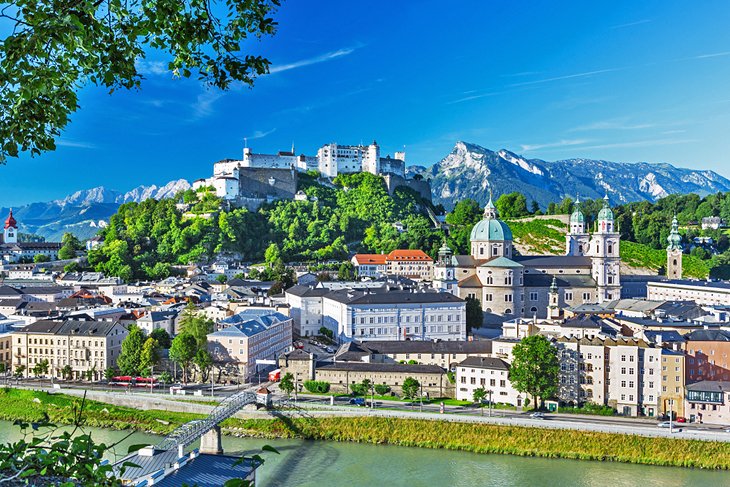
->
(0, 286, 23, 296)
(16, 320, 65, 334)
(285, 284, 330, 298)
(361, 340, 492, 355)
(57, 320, 119, 336)
(153, 454, 258, 487)
(562, 315, 602, 329)
(566, 303, 609, 314)
(686, 381, 730, 393)
(606, 299, 663, 313)
(317, 362, 445, 374)
(458, 356, 509, 370)
(524, 274, 596, 288)
(515, 255, 592, 267)
(480, 256, 523, 268)
(211, 311, 290, 338)
(642, 330, 686, 344)
(650, 279, 730, 291)
(333, 290, 464, 306)
(458, 274, 482, 288)
(453, 255, 479, 267)
(685, 329, 730, 342)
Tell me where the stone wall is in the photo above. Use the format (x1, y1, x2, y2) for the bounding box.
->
(233, 168, 298, 210)
(383, 174, 432, 202)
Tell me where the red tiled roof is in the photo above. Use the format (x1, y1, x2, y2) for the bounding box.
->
(4, 209, 17, 229)
(385, 249, 433, 262)
(352, 254, 387, 265)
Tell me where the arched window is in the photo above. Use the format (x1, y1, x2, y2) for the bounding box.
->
(480, 247, 484, 255)
(578, 245, 583, 253)
(492, 246, 498, 256)
(505, 309, 512, 315)
(486, 277, 493, 285)
(608, 244, 613, 254)
(530, 307, 537, 313)
(673, 259, 677, 266)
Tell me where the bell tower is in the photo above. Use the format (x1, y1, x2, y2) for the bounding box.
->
(666, 215, 683, 280)
(589, 195, 621, 303)
(3, 209, 18, 244)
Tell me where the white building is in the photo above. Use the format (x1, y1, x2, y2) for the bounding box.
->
(322, 289, 466, 342)
(647, 280, 730, 306)
(207, 310, 293, 381)
(455, 356, 525, 406)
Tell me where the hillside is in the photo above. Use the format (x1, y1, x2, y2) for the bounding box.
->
(505, 216, 710, 279)
(410, 142, 730, 210)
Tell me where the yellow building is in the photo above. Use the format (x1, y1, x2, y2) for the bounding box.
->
(660, 348, 686, 418)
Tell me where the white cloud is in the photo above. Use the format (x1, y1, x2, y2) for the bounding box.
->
(245, 128, 277, 140)
(561, 138, 699, 151)
(136, 60, 169, 76)
(570, 118, 657, 132)
(611, 19, 652, 29)
(508, 68, 621, 88)
(57, 139, 96, 149)
(520, 139, 591, 151)
(269, 47, 359, 74)
(191, 90, 224, 119)
(694, 51, 730, 59)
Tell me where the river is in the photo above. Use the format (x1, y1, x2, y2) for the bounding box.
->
(0, 421, 725, 486)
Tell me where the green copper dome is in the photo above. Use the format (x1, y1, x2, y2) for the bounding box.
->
(570, 195, 585, 224)
(597, 195, 614, 221)
(470, 218, 513, 242)
(667, 215, 682, 250)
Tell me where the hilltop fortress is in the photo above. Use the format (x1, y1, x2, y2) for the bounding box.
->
(194, 140, 430, 209)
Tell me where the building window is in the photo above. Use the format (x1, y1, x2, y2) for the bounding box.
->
(529, 292, 538, 301)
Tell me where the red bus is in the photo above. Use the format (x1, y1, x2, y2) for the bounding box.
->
(110, 376, 158, 387)
(268, 369, 281, 382)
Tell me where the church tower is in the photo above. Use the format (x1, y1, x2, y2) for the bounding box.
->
(433, 241, 458, 295)
(3, 209, 17, 244)
(666, 215, 683, 280)
(566, 195, 590, 256)
(589, 195, 621, 303)
(547, 275, 561, 320)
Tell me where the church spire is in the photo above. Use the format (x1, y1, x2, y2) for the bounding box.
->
(484, 189, 497, 219)
(667, 215, 682, 251)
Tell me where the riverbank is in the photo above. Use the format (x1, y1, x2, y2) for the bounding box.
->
(3, 388, 730, 470)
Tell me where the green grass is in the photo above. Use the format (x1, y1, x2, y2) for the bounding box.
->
(3, 389, 730, 469)
(229, 416, 730, 470)
(507, 218, 567, 254)
(620, 241, 710, 278)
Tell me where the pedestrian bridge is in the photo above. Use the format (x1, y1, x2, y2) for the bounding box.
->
(155, 390, 259, 451)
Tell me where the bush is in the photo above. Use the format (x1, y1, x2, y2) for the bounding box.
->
(407, 359, 418, 365)
(350, 383, 368, 396)
(374, 384, 390, 395)
(558, 403, 616, 416)
(303, 380, 330, 394)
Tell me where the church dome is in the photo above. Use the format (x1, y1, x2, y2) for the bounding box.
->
(667, 216, 682, 250)
(470, 197, 513, 241)
(597, 195, 613, 221)
(570, 209, 585, 224)
(470, 218, 513, 241)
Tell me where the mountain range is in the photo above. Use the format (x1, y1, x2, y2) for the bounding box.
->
(408, 141, 730, 210)
(1, 179, 190, 241)
(5, 141, 730, 241)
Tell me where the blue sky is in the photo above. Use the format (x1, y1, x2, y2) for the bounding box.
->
(3, 0, 730, 206)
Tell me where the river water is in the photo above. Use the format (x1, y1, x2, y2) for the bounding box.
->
(0, 421, 725, 486)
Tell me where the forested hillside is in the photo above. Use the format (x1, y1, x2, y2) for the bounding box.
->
(88, 173, 441, 280)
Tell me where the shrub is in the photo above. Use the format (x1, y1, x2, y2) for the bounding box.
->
(303, 380, 330, 394)
(374, 384, 390, 395)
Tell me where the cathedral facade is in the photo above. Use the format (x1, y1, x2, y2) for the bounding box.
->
(433, 196, 622, 318)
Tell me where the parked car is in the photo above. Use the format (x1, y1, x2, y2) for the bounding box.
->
(324, 346, 334, 353)
(530, 412, 545, 419)
(656, 421, 680, 428)
(676, 417, 687, 423)
(349, 397, 366, 406)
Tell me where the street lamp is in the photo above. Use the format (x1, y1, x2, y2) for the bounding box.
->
(488, 390, 493, 417)
(669, 399, 674, 434)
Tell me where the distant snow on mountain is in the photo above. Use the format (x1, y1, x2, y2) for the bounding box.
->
(1, 179, 190, 241)
(414, 141, 730, 209)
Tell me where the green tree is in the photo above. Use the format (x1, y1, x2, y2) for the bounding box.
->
(466, 297, 484, 331)
(401, 377, 420, 400)
(0, 0, 280, 164)
(32, 359, 49, 377)
(530, 200, 541, 214)
(14, 365, 26, 379)
(159, 371, 174, 385)
(64, 261, 81, 273)
(150, 328, 172, 349)
(509, 335, 559, 410)
(445, 199, 482, 254)
(139, 338, 160, 376)
(117, 325, 145, 376)
(473, 387, 487, 404)
(58, 232, 82, 260)
(264, 242, 282, 266)
(33, 254, 50, 263)
(194, 349, 213, 383)
(279, 372, 295, 397)
(337, 262, 354, 280)
(495, 192, 529, 218)
(104, 367, 116, 383)
(61, 365, 73, 380)
(169, 332, 197, 384)
(178, 302, 215, 350)
(216, 274, 228, 284)
(374, 383, 390, 395)
(318, 326, 334, 339)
